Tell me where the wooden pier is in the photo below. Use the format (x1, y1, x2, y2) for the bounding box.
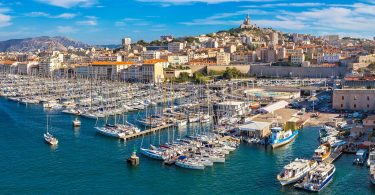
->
(122, 124, 174, 141)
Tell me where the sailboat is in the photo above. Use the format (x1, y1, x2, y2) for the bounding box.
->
(44, 114, 58, 145)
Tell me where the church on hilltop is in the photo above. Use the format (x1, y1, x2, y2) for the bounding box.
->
(240, 14, 255, 29)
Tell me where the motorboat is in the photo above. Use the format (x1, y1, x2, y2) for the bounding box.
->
(312, 143, 331, 162)
(353, 149, 368, 166)
(295, 163, 335, 192)
(269, 127, 298, 148)
(72, 117, 81, 127)
(277, 159, 318, 186)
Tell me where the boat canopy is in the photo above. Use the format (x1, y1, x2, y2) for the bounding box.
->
(178, 156, 187, 160)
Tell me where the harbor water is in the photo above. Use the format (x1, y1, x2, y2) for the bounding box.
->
(1, 98, 374, 194)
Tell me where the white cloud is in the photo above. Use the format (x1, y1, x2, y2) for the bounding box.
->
(56, 26, 76, 33)
(180, 9, 269, 25)
(180, 3, 375, 38)
(36, 0, 97, 8)
(115, 21, 126, 27)
(76, 16, 98, 26)
(241, 2, 325, 8)
(55, 13, 77, 19)
(26, 12, 77, 19)
(137, 0, 277, 5)
(0, 6, 11, 27)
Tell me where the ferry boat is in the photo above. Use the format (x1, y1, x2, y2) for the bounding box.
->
(312, 143, 331, 162)
(353, 149, 368, 166)
(44, 132, 58, 145)
(295, 163, 335, 192)
(175, 156, 205, 170)
(277, 159, 318, 186)
(269, 127, 298, 148)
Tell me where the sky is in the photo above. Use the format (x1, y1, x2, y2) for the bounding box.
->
(0, 0, 374, 44)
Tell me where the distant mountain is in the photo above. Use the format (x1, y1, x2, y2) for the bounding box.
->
(0, 36, 90, 52)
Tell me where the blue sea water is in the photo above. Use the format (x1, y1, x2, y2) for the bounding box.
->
(1, 98, 374, 194)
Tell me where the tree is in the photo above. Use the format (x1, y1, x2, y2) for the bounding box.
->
(223, 67, 242, 79)
(136, 40, 148, 46)
(193, 72, 209, 83)
(178, 72, 190, 82)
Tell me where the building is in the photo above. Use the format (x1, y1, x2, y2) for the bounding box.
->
(343, 75, 375, 88)
(164, 69, 192, 80)
(290, 53, 305, 65)
(122, 37, 131, 47)
(160, 35, 173, 42)
(167, 55, 189, 65)
(350, 54, 375, 71)
(89, 61, 133, 80)
(216, 52, 231, 65)
(333, 89, 375, 111)
(144, 59, 169, 69)
(141, 60, 165, 83)
(238, 121, 271, 139)
(168, 42, 184, 53)
(214, 101, 250, 118)
(17, 61, 39, 75)
(141, 51, 161, 60)
(240, 14, 253, 29)
(39, 51, 64, 76)
(363, 115, 375, 129)
(121, 60, 166, 83)
(317, 52, 341, 64)
(231, 52, 257, 64)
(270, 32, 278, 46)
(260, 48, 277, 63)
(121, 65, 142, 82)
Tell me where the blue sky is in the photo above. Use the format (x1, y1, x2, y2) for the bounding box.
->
(0, 0, 374, 44)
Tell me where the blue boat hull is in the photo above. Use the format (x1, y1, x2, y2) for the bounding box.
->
(271, 130, 299, 148)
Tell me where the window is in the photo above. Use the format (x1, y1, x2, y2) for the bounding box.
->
(368, 104, 370, 108)
(354, 104, 357, 108)
(341, 104, 343, 108)
(342, 96, 344, 100)
(368, 96, 370, 101)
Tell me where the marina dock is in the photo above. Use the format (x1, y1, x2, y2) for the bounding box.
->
(122, 124, 174, 141)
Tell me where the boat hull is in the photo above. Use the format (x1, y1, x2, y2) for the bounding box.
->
(175, 161, 205, 170)
(302, 167, 335, 192)
(278, 171, 309, 186)
(271, 130, 299, 148)
(139, 148, 165, 160)
(94, 127, 124, 138)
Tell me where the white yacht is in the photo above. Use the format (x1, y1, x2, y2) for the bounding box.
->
(94, 125, 126, 138)
(277, 159, 318, 186)
(175, 156, 205, 170)
(139, 145, 166, 160)
(295, 163, 335, 192)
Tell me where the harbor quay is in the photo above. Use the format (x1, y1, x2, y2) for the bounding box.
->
(2, 71, 375, 193)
